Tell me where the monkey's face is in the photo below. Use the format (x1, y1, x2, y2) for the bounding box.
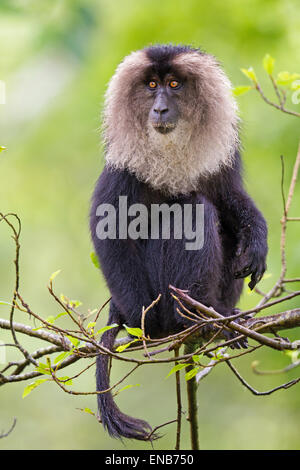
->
(104, 46, 239, 194)
(146, 76, 182, 134)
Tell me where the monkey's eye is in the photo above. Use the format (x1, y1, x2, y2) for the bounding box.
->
(169, 80, 180, 89)
(148, 81, 157, 89)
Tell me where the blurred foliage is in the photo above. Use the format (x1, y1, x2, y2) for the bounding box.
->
(0, 0, 300, 450)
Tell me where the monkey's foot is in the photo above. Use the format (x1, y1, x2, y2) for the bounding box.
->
(199, 309, 249, 349)
(223, 309, 250, 349)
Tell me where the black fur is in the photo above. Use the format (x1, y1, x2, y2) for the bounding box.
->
(90, 153, 268, 440)
(144, 44, 200, 80)
(90, 45, 268, 441)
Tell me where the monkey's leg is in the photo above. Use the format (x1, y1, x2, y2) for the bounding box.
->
(90, 168, 160, 334)
(176, 199, 247, 348)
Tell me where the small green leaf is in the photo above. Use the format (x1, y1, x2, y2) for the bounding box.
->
(95, 323, 119, 336)
(115, 384, 140, 395)
(59, 294, 82, 308)
(45, 315, 55, 324)
(124, 325, 143, 338)
(53, 351, 72, 365)
(115, 339, 138, 352)
(233, 85, 252, 96)
(185, 367, 200, 381)
(192, 354, 203, 363)
(79, 407, 95, 415)
(66, 335, 80, 348)
(22, 378, 48, 398)
(166, 363, 192, 379)
(87, 322, 96, 329)
(90, 252, 100, 269)
(241, 67, 257, 83)
(49, 270, 61, 282)
(284, 350, 299, 363)
(263, 54, 275, 75)
(276, 71, 300, 86)
(0, 146, 7, 153)
(0, 300, 12, 306)
(69, 299, 82, 308)
(35, 362, 51, 375)
(54, 312, 68, 320)
(32, 325, 43, 331)
(57, 376, 73, 386)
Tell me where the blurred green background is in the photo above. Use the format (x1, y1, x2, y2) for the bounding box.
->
(0, 0, 300, 450)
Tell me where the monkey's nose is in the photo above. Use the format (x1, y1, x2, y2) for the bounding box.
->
(153, 105, 169, 116)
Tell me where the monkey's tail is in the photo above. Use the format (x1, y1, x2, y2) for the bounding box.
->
(96, 326, 156, 441)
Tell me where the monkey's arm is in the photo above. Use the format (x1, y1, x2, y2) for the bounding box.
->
(90, 167, 155, 327)
(215, 160, 268, 290)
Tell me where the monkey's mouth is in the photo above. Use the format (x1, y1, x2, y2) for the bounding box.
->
(152, 122, 176, 134)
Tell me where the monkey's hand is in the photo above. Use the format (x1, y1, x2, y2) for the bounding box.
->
(234, 227, 267, 290)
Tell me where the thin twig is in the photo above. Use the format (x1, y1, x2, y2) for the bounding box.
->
(174, 347, 182, 450)
(0, 418, 17, 439)
(184, 342, 200, 450)
(226, 360, 300, 395)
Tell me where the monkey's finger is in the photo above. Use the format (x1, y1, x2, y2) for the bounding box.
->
(235, 240, 248, 257)
(234, 264, 253, 279)
(229, 337, 248, 349)
(248, 265, 265, 290)
(248, 274, 257, 291)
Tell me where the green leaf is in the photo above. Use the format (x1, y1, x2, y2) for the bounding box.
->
(66, 335, 80, 348)
(22, 378, 48, 398)
(115, 384, 140, 394)
(0, 146, 6, 153)
(0, 300, 12, 306)
(53, 351, 72, 365)
(69, 299, 82, 308)
(95, 323, 118, 336)
(284, 350, 299, 363)
(166, 363, 192, 378)
(241, 67, 257, 83)
(49, 270, 61, 282)
(185, 367, 200, 381)
(35, 362, 51, 375)
(263, 54, 275, 75)
(57, 376, 73, 386)
(87, 322, 96, 329)
(233, 85, 252, 96)
(192, 354, 203, 363)
(45, 315, 55, 324)
(59, 294, 82, 308)
(60, 294, 67, 303)
(90, 251, 100, 269)
(54, 312, 68, 320)
(124, 325, 143, 338)
(79, 407, 95, 416)
(276, 71, 300, 86)
(31, 325, 43, 331)
(115, 339, 138, 352)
